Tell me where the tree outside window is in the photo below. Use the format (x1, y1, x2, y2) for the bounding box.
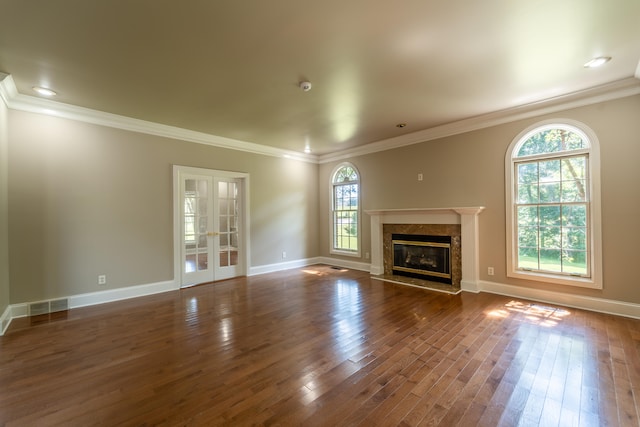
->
(332, 164, 360, 255)
(506, 121, 602, 289)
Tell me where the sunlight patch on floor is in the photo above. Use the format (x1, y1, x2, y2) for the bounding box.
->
(487, 300, 571, 327)
(302, 269, 326, 276)
(303, 266, 349, 276)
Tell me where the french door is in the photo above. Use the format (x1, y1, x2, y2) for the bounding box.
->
(175, 166, 247, 287)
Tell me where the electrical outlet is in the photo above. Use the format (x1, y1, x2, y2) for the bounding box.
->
(487, 267, 494, 276)
(365, 252, 370, 259)
(98, 274, 107, 285)
(282, 251, 287, 259)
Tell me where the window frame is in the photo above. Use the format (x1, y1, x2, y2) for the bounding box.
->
(505, 119, 602, 289)
(330, 162, 361, 258)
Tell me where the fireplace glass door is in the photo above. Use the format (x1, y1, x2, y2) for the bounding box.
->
(392, 234, 452, 284)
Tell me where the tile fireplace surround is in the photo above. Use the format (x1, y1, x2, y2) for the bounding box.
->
(366, 207, 485, 294)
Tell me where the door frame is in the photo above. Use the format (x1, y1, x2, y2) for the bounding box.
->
(173, 165, 251, 288)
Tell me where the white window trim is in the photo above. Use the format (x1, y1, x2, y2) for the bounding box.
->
(330, 162, 361, 258)
(505, 119, 603, 289)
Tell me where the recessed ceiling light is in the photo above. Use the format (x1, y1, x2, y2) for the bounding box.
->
(33, 86, 57, 96)
(584, 56, 611, 68)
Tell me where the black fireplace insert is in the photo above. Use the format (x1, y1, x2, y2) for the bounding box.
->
(392, 234, 452, 284)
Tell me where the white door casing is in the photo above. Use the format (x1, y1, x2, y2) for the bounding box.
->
(173, 166, 250, 287)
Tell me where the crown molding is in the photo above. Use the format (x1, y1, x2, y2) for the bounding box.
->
(318, 77, 640, 164)
(2, 74, 639, 166)
(0, 75, 318, 164)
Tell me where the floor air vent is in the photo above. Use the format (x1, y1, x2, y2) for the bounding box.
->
(29, 299, 69, 316)
(50, 299, 69, 312)
(29, 302, 50, 316)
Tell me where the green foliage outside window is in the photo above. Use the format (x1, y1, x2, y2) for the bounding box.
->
(515, 128, 589, 276)
(517, 128, 585, 157)
(333, 165, 359, 252)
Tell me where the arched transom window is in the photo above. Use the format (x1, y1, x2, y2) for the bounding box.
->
(331, 163, 360, 256)
(506, 120, 602, 289)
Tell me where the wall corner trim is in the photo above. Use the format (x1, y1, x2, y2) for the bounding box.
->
(0, 305, 11, 336)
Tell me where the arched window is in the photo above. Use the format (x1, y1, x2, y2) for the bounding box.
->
(331, 163, 360, 256)
(505, 120, 602, 289)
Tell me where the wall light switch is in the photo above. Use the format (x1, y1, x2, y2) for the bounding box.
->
(418, 173, 423, 181)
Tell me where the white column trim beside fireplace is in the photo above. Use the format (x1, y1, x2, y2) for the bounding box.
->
(366, 207, 485, 292)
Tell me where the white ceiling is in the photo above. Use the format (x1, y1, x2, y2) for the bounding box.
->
(1, 0, 639, 157)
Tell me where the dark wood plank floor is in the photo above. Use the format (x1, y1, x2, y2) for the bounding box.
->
(1, 265, 639, 426)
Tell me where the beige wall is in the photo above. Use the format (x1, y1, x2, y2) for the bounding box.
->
(6, 94, 640, 307)
(320, 94, 640, 304)
(7, 110, 319, 303)
(0, 94, 9, 316)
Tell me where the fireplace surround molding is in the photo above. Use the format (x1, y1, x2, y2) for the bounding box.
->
(366, 207, 485, 292)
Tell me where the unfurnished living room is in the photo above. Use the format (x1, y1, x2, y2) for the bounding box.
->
(1, 1, 640, 426)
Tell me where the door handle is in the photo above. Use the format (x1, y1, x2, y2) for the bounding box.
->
(207, 231, 220, 237)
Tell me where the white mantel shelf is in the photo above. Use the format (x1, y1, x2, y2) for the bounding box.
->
(365, 207, 485, 216)
(366, 207, 485, 293)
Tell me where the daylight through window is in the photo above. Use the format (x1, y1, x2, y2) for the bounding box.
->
(506, 121, 602, 289)
(331, 164, 360, 255)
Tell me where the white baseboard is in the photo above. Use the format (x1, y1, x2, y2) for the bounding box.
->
(5, 258, 366, 334)
(4, 268, 636, 337)
(315, 256, 371, 272)
(10, 304, 27, 318)
(69, 280, 177, 309)
(249, 257, 323, 276)
(248, 257, 371, 276)
(1, 279, 178, 335)
(0, 305, 11, 336)
(476, 279, 640, 319)
(460, 279, 479, 293)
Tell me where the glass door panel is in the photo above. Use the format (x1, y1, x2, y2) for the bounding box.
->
(178, 169, 244, 287)
(215, 179, 241, 279)
(182, 177, 214, 285)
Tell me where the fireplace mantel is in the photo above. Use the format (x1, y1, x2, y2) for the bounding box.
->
(366, 207, 485, 292)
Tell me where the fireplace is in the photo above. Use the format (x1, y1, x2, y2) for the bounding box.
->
(382, 223, 462, 290)
(392, 234, 452, 284)
(366, 207, 485, 293)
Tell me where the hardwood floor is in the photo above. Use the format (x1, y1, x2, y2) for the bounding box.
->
(1, 265, 639, 426)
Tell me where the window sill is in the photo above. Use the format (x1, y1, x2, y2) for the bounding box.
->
(330, 249, 361, 258)
(507, 269, 602, 290)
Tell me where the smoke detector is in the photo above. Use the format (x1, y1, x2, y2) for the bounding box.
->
(299, 81, 312, 92)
